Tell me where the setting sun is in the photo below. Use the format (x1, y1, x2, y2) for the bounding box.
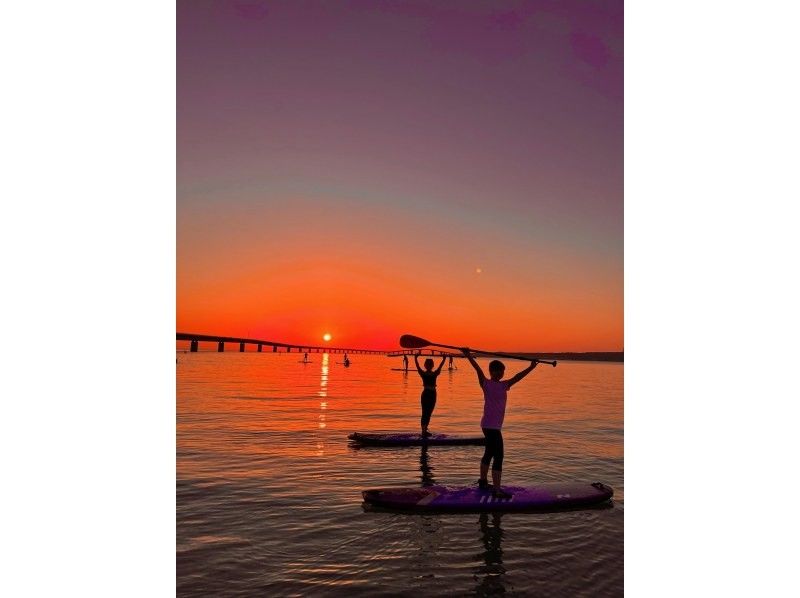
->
(323, 333, 332, 342)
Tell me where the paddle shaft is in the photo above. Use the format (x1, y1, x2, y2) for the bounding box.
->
(414, 340, 557, 367)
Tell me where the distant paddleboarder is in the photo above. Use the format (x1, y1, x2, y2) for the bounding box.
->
(414, 352, 446, 437)
(448, 355, 454, 371)
(344, 353, 350, 367)
(403, 354, 409, 371)
(462, 348, 539, 499)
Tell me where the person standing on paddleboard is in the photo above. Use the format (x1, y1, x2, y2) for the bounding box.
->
(462, 349, 538, 499)
(414, 352, 446, 437)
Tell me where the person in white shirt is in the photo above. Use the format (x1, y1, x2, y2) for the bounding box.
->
(462, 348, 539, 498)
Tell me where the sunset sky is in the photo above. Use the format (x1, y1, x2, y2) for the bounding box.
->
(177, 0, 623, 352)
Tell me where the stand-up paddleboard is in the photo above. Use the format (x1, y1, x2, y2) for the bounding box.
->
(363, 482, 613, 512)
(390, 368, 411, 371)
(298, 360, 313, 363)
(348, 432, 485, 446)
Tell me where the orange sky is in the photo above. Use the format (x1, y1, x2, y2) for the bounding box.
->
(177, 195, 622, 352)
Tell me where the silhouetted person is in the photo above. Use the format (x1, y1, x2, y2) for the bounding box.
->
(463, 349, 539, 499)
(343, 353, 350, 367)
(448, 355, 455, 371)
(303, 352, 309, 363)
(403, 354, 409, 371)
(415, 351, 446, 437)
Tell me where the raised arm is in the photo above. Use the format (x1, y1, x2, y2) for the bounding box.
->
(434, 354, 447, 374)
(461, 348, 486, 387)
(506, 360, 538, 388)
(414, 352, 424, 373)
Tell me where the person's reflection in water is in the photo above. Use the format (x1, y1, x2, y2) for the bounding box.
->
(419, 445, 436, 487)
(474, 512, 507, 596)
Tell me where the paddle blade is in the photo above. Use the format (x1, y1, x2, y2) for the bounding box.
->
(399, 334, 431, 349)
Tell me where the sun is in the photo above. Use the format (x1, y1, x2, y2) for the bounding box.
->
(323, 333, 332, 342)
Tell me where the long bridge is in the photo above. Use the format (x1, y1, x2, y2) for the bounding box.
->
(176, 332, 389, 354)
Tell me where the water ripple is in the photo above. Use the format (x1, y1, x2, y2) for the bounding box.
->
(178, 355, 623, 597)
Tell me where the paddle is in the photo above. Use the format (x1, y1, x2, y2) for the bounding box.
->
(400, 334, 557, 367)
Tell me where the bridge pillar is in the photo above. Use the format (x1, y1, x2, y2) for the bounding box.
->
(257, 344, 262, 352)
(273, 345, 277, 352)
(239, 342, 245, 352)
(218, 341, 224, 352)
(190, 340, 198, 352)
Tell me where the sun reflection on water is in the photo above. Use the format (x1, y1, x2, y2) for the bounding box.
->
(317, 354, 329, 451)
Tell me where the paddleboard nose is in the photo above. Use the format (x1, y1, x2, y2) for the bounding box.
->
(591, 482, 614, 498)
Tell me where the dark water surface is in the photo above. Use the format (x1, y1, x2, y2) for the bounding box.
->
(177, 353, 623, 596)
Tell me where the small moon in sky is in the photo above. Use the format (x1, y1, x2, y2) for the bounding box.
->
(475, 267, 482, 274)
(323, 333, 332, 341)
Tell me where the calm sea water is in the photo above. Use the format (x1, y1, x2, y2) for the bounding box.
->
(177, 352, 623, 596)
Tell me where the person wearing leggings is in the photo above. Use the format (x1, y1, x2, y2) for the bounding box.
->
(414, 352, 446, 437)
(462, 349, 539, 499)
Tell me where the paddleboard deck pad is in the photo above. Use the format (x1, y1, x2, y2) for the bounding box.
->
(362, 482, 613, 512)
(348, 432, 485, 446)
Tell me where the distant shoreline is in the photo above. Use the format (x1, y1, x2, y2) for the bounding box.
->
(517, 352, 624, 363)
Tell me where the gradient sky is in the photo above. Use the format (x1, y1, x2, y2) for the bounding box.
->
(177, 0, 623, 352)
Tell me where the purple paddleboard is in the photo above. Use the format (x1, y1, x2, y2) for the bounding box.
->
(348, 432, 485, 446)
(362, 482, 613, 512)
